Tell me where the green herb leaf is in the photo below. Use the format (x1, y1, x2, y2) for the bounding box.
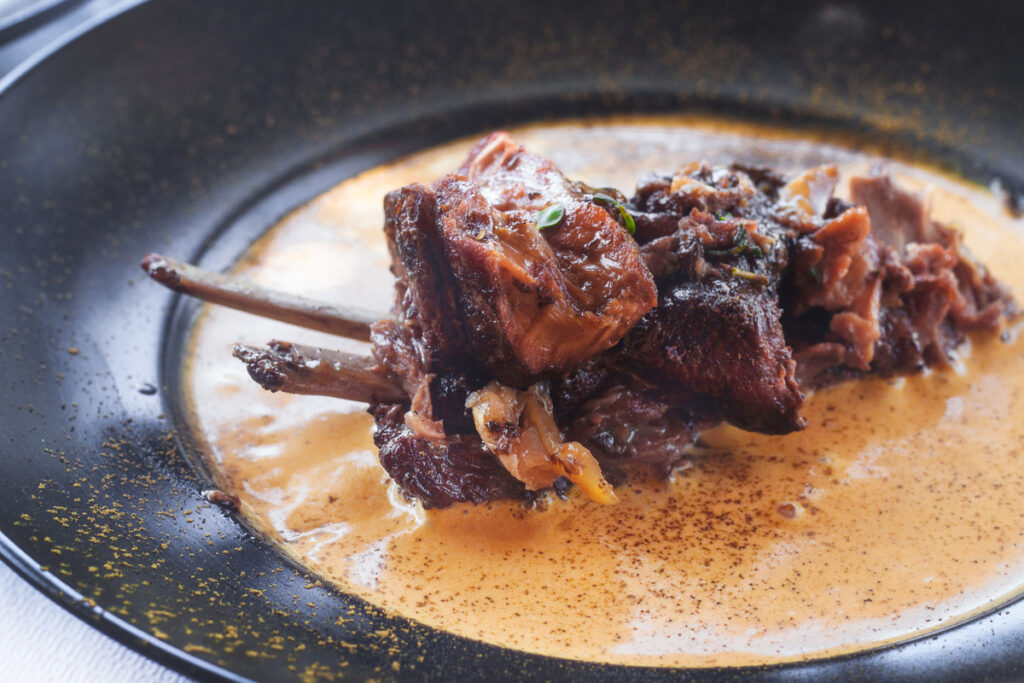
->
(535, 202, 565, 231)
(809, 264, 822, 283)
(591, 193, 636, 235)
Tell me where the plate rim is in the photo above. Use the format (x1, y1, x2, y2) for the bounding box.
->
(2, 2, 1023, 680)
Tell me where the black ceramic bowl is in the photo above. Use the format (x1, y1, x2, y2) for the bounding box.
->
(2, 1, 1023, 680)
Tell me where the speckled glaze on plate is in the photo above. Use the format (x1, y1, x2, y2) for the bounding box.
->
(1, 1, 1023, 681)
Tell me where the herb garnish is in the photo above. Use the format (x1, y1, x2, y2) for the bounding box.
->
(809, 264, 822, 283)
(535, 202, 565, 231)
(706, 225, 765, 259)
(729, 267, 771, 286)
(590, 193, 636, 235)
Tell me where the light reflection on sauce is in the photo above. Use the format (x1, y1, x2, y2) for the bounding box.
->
(185, 117, 1024, 667)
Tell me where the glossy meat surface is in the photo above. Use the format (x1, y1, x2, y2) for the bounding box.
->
(435, 174, 656, 382)
(381, 132, 656, 388)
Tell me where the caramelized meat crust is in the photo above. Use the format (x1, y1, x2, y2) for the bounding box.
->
(380, 132, 656, 390)
(435, 175, 656, 383)
(382, 184, 467, 372)
(624, 282, 804, 434)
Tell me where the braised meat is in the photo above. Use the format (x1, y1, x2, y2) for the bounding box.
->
(566, 380, 709, 476)
(148, 129, 1018, 510)
(629, 160, 1017, 397)
(623, 282, 804, 434)
(372, 403, 524, 507)
(370, 133, 658, 505)
(379, 132, 657, 391)
(218, 133, 1013, 508)
(363, 140, 1017, 507)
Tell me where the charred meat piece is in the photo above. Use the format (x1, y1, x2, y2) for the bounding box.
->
(625, 280, 804, 434)
(381, 184, 469, 373)
(626, 162, 805, 434)
(382, 132, 657, 389)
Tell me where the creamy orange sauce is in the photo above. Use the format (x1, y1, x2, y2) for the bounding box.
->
(184, 117, 1024, 667)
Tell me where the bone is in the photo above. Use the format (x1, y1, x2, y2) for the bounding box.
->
(142, 253, 385, 342)
(233, 340, 405, 404)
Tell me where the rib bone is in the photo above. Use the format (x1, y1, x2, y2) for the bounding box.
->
(233, 341, 405, 404)
(142, 253, 385, 342)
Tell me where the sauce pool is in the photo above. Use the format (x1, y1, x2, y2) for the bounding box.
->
(184, 117, 1024, 667)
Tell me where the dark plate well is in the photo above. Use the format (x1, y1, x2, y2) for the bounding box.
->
(2, 1, 1023, 680)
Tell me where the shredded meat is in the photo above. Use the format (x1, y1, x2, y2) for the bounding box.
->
(787, 167, 1018, 386)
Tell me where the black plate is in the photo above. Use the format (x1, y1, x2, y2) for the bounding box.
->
(2, 1, 1024, 680)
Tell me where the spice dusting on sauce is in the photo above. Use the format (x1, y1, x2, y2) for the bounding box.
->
(185, 118, 1024, 667)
